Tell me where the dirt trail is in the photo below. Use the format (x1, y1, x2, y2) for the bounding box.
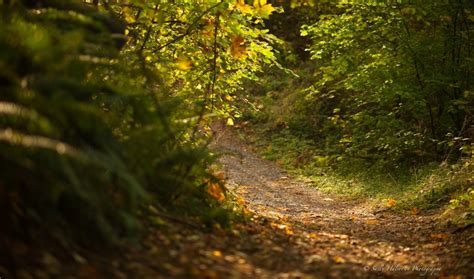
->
(211, 124, 474, 278)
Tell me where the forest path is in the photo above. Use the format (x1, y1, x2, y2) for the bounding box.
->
(33, 124, 473, 279)
(209, 123, 473, 278)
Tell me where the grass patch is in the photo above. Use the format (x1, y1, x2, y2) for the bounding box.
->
(242, 125, 473, 226)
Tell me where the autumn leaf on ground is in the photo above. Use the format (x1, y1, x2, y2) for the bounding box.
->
(386, 199, 397, 207)
(236, 197, 246, 205)
(270, 222, 288, 230)
(365, 219, 379, 225)
(243, 207, 253, 216)
(307, 233, 318, 239)
(269, 222, 294, 236)
(206, 181, 225, 202)
(332, 256, 345, 264)
(226, 118, 235, 126)
(411, 207, 420, 215)
(430, 233, 449, 239)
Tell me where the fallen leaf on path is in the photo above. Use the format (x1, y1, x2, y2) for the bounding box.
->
(243, 208, 253, 216)
(332, 256, 345, 264)
(308, 233, 318, 239)
(271, 223, 287, 230)
(430, 233, 449, 239)
(386, 199, 397, 207)
(285, 226, 294, 236)
(206, 182, 225, 202)
(226, 118, 235, 126)
(236, 197, 246, 205)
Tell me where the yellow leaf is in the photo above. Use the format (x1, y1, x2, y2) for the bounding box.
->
(235, 0, 253, 14)
(365, 219, 379, 225)
(270, 222, 285, 229)
(230, 36, 247, 59)
(236, 197, 245, 205)
(206, 181, 225, 202)
(226, 118, 235, 126)
(252, 0, 275, 18)
(386, 199, 397, 207)
(256, 4, 275, 19)
(212, 250, 222, 257)
(308, 233, 318, 239)
(333, 256, 345, 264)
(176, 56, 192, 71)
(122, 7, 136, 23)
(253, 0, 267, 7)
(243, 208, 253, 216)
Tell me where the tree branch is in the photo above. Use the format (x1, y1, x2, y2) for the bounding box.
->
(152, 2, 224, 53)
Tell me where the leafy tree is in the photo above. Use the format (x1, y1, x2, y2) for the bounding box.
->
(0, 0, 279, 245)
(299, 0, 473, 167)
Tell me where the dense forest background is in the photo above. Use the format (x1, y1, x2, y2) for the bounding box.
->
(0, 0, 473, 277)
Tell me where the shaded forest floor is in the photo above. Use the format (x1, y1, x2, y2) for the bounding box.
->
(2, 125, 473, 279)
